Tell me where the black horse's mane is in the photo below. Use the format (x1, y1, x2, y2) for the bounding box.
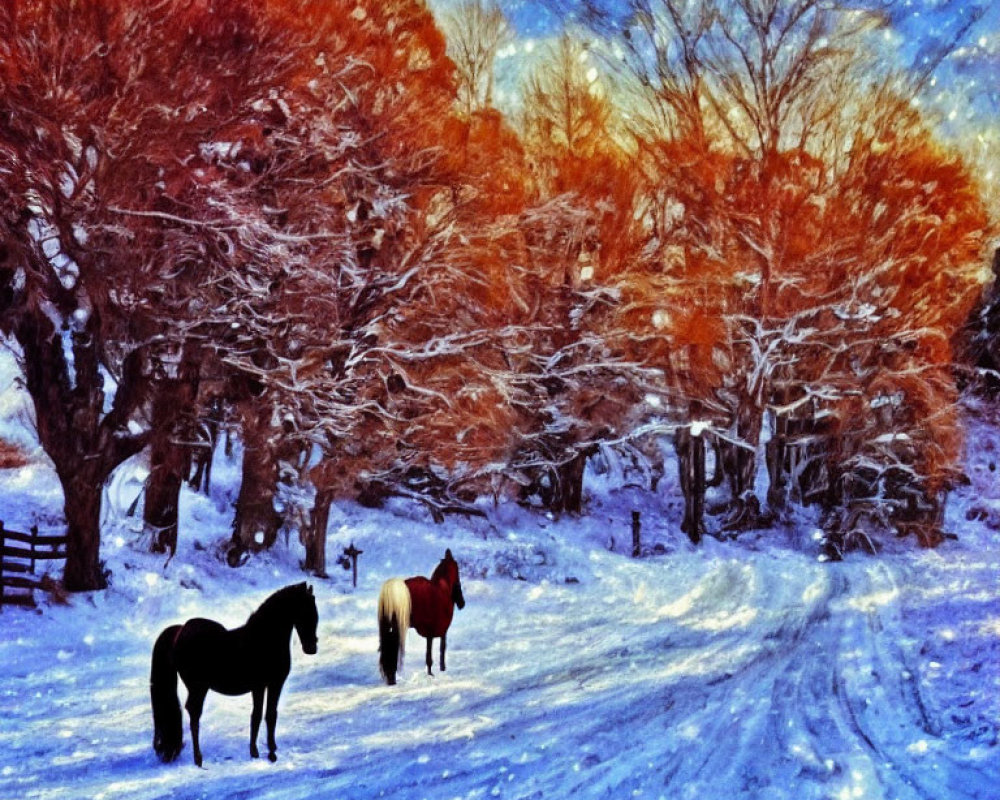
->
(247, 582, 308, 626)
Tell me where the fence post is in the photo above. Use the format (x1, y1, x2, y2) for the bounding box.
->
(29, 525, 38, 575)
(631, 511, 641, 558)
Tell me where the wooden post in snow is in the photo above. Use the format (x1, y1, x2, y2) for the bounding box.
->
(342, 542, 363, 587)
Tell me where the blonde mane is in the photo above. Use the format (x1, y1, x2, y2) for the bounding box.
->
(378, 577, 411, 670)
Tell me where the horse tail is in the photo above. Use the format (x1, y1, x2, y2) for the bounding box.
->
(377, 578, 411, 684)
(150, 624, 183, 762)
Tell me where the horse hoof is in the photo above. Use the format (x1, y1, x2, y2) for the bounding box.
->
(268, 753, 277, 763)
(251, 749, 260, 759)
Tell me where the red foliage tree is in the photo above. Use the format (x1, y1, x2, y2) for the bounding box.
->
(0, 0, 411, 584)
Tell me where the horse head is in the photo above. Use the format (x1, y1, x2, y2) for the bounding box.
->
(438, 549, 465, 610)
(293, 582, 319, 655)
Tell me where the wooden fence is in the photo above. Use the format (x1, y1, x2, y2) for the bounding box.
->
(0, 521, 67, 609)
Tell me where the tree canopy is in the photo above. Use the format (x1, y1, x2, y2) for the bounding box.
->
(0, 0, 992, 588)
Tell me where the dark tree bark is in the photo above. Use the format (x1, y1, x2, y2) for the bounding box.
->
(12, 309, 149, 591)
(765, 409, 788, 510)
(145, 346, 201, 554)
(707, 437, 725, 488)
(303, 487, 332, 577)
(230, 408, 282, 562)
(724, 420, 758, 499)
(188, 396, 223, 495)
(719, 403, 764, 531)
(145, 435, 185, 555)
(674, 426, 705, 545)
(520, 448, 592, 514)
(61, 473, 106, 590)
(557, 450, 589, 514)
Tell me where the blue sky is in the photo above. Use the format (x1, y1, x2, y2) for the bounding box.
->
(438, 0, 998, 129)
(889, 0, 998, 115)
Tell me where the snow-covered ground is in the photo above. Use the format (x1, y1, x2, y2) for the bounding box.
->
(0, 378, 998, 798)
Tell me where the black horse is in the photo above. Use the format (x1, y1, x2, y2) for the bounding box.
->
(150, 582, 318, 766)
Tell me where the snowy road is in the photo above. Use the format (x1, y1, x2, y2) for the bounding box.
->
(1, 497, 996, 800)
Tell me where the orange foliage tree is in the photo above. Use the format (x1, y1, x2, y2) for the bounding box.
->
(621, 106, 988, 547)
(585, 0, 989, 547)
(609, 134, 737, 541)
(0, 0, 468, 577)
(503, 34, 651, 513)
(788, 108, 988, 552)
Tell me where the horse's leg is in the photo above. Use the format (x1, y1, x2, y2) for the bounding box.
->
(425, 637, 434, 676)
(440, 633, 447, 672)
(249, 687, 264, 759)
(185, 686, 208, 767)
(264, 677, 287, 762)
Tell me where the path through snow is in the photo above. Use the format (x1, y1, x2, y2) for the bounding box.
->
(1, 495, 996, 800)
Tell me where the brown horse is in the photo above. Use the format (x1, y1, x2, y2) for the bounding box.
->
(378, 549, 465, 685)
(150, 582, 318, 766)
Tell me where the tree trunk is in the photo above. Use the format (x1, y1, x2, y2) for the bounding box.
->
(303, 488, 332, 577)
(61, 471, 107, 591)
(765, 409, 788, 510)
(674, 427, 705, 545)
(557, 450, 589, 514)
(726, 436, 756, 498)
(230, 410, 281, 562)
(145, 348, 201, 554)
(13, 309, 148, 591)
(145, 434, 186, 555)
(707, 437, 725, 488)
(720, 403, 763, 529)
(188, 396, 222, 495)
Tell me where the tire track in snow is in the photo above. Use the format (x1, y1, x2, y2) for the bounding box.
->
(825, 561, 996, 800)
(642, 556, 842, 798)
(465, 552, 985, 800)
(642, 557, 988, 800)
(475, 558, 846, 798)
